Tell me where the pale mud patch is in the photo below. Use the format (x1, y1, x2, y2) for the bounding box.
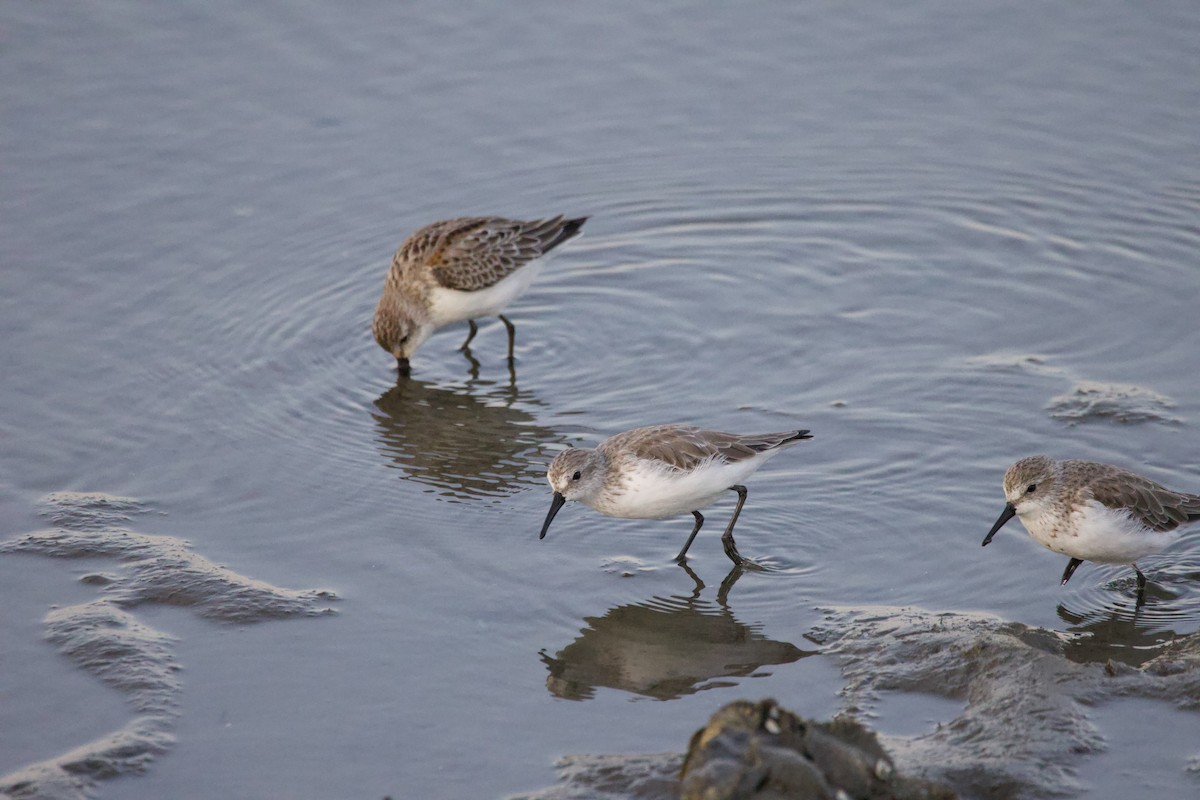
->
(513, 754, 683, 800)
(0, 492, 337, 800)
(36, 491, 153, 531)
(1047, 380, 1180, 426)
(962, 352, 1063, 377)
(964, 353, 1181, 426)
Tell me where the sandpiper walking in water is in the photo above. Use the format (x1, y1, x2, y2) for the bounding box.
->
(373, 215, 586, 372)
(982, 455, 1200, 595)
(540, 424, 812, 566)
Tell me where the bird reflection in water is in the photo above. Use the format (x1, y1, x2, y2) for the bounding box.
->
(372, 374, 560, 502)
(1056, 570, 1200, 668)
(541, 565, 813, 700)
(1056, 554, 1200, 666)
(1060, 587, 1200, 671)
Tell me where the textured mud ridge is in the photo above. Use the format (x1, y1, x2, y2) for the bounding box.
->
(1046, 380, 1180, 426)
(964, 355, 1180, 427)
(811, 607, 1198, 797)
(516, 606, 1200, 800)
(0, 492, 337, 800)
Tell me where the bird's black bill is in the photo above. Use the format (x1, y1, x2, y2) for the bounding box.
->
(539, 492, 566, 540)
(982, 502, 1016, 546)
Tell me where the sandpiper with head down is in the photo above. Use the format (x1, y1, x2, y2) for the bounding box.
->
(372, 215, 586, 372)
(982, 455, 1200, 595)
(539, 424, 813, 567)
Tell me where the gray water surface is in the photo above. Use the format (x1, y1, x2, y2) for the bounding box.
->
(3, 2, 1200, 798)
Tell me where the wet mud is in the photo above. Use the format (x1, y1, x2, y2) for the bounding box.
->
(1046, 381, 1180, 426)
(0, 492, 337, 800)
(965, 355, 1180, 427)
(516, 605, 1200, 800)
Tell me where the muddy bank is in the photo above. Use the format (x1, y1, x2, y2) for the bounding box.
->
(1046, 381, 1180, 426)
(0, 492, 337, 800)
(516, 605, 1200, 799)
(964, 354, 1181, 427)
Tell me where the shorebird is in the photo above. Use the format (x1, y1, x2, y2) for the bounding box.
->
(540, 424, 812, 566)
(982, 455, 1200, 594)
(372, 215, 586, 372)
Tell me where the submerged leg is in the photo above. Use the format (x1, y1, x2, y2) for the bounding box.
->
(1060, 557, 1084, 586)
(499, 314, 516, 361)
(1132, 563, 1147, 592)
(720, 485, 749, 566)
(674, 511, 704, 563)
(459, 319, 479, 351)
(463, 348, 481, 380)
(1133, 563, 1148, 609)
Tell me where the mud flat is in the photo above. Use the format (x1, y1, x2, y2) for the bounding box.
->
(516, 606, 1200, 799)
(0, 492, 337, 800)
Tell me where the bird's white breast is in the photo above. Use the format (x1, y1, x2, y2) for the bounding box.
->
(426, 261, 546, 326)
(1019, 500, 1174, 563)
(592, 453, 777, 519)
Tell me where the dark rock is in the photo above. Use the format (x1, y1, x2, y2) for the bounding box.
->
(679, 699, 955, 800)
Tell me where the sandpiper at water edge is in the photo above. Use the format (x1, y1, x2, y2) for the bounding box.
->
(540, 424, 813, 567)
(983, 455, 1200, 595)
(372, 215, 586, 372)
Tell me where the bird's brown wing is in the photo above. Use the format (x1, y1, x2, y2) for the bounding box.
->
(606, 425, 810, 471)
(414, 216, 584, 292)
(1086, 465, 1200, 532)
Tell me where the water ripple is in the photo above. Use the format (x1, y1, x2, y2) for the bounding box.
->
(1056, 548, 1200, 666)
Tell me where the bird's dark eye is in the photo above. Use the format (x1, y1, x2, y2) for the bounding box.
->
(572, 471, 581, 481)
(399, 335, 409, 344)
(1025, 484, 1037, 494)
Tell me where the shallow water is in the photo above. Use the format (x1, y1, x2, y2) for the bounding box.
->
(2, 1, 1200, 798)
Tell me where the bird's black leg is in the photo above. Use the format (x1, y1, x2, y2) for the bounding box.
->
(1132, 563, 1147, 593)
(459, 319, 478, 351)
(1060, 558, 1083, 586)
(1132, 563, 1148, 609)
(499, 314, 516, 361)
(720, 485, 749, 566)
(674, 511, 704, 563)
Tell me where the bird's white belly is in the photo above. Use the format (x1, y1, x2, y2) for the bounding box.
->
(427, 261, 545, 326)
(596, 457, 769, 519)
(1020, 500, 1173, 563)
